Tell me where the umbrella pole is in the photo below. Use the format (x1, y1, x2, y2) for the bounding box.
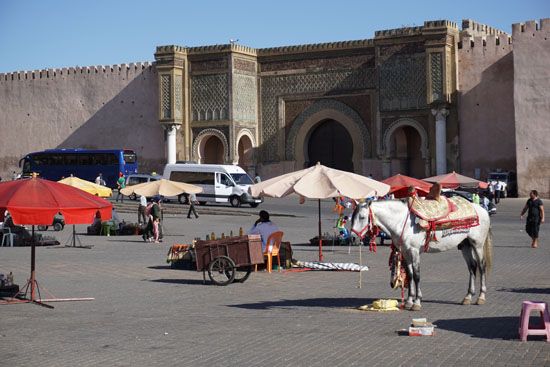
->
(318, 199, 323, 262)
(31, 225, 36, 301)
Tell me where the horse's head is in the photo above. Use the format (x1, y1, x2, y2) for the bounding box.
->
(350, 201, 371, 241)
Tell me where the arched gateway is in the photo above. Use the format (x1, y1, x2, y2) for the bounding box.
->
(287, 99, 369, 173)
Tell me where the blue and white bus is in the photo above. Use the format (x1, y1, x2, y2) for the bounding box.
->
(19, 149, 138, 188)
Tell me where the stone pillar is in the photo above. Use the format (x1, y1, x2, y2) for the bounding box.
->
(166, 124, 179, 164)
(432, 107, 449, 175)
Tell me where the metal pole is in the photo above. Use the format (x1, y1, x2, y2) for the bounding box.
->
(73, 225, 76, 247)
(318, 199, 323, 262)
(31, 225, 36, 301)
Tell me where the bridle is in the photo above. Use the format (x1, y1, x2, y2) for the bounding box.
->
(351, 204, 379, 252)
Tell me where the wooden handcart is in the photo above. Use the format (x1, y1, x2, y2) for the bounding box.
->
(194, 234, 264, 286)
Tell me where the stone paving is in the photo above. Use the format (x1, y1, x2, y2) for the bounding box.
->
(0, 198, 548, 366)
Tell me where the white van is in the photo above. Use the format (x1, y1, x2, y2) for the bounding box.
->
(163, 164, 263, 207)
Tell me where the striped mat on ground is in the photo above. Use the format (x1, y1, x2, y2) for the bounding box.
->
(293, 261, 368, 272)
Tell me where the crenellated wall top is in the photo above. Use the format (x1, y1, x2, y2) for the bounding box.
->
(0, 62, 153, 82)
(512, 18, 550, 36)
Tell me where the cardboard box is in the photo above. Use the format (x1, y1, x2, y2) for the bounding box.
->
(408, 326, 435, 336)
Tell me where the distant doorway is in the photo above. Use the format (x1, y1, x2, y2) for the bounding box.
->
(237, 135, 253, 169)
(203, 135, 224, 164)
(389, 126, 424, 177)
(307, 119, 353, 172)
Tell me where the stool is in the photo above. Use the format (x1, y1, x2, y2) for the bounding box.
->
(1, 228, 16, 247)
(518, 301, 550, 342)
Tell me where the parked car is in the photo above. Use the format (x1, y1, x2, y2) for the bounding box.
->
(442, 190, 496, 216)
(37, 213, 65, 231)
(487, 171, 517, 197)
(125, 174, 162, 200)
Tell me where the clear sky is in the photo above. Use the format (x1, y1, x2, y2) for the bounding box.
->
(0, 0, 548, 73)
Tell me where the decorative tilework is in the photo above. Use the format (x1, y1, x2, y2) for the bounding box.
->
(430, 52, 443, 102)
(174, 75, 183, 120)
(260, 67, 375, 160)
(233, 74, 257, 123)
(161, 74, 172, 119)
(379, 53, 426, 111)
(286, 99, 370, 160)
(191, 74, 228, 121)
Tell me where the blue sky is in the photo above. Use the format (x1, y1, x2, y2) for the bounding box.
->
(0, 0, 548, 73)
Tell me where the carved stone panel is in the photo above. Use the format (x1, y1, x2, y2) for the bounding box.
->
(233, 74, 257, 123)
(161, 74, 172, 119)
(430, 52, 443, 102)
(233, 58, 256, 74)
(174, 74, 183, 120)
(379, 53, 426, 111)
(191, 74, 229, 121)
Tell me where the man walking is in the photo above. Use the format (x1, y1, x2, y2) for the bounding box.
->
(138, 195, 147, 225)
(116, 172, 125, 202)
(520, 190, 545, 248)
(187, 192, 199, 219)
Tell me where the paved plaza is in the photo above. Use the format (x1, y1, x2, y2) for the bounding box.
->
(0, 197, 549, 366)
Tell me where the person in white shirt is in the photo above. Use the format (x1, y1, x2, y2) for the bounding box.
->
(494, 181, 503, 204)
(247, 210, 279, 252)
(138, 195, 147, 224)
(95, 173, 105, 186)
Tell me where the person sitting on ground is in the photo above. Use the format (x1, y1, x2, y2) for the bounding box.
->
(247, 210, 279, 252)
(87, 210, 102, 235)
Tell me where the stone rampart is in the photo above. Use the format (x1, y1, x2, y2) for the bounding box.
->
(512, 19, 550, 197)
(457, 22, 515, 181)
(0, 62, 163, 179)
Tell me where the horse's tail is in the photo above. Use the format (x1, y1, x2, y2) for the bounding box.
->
(483, 227, 493, 274)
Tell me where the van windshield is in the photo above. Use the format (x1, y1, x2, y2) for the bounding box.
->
(230, 173, 254, 185)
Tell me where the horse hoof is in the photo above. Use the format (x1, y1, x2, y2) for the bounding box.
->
(475, 298, 486, 305)
(405, 302, 414, 310)
(462, 298, 471, 305)
(411, 304, 422, 311)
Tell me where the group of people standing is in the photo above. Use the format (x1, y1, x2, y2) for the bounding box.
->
(140, 196, 163, 243)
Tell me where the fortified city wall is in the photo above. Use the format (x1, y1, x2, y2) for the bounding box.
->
(512, 19, 550, 198)
(0, 63, 162, 179)
(457, 19, 515, 180)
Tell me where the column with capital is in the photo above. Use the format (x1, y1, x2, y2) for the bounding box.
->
(431, 107, 449, 175)
(165, 124, 180, 164)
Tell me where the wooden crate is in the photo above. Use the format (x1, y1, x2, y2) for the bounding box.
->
(194, 235, 263, 271)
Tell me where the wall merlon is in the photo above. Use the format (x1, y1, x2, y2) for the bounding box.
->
(513, 19, 550, 36)
(462, 19, 508, 38)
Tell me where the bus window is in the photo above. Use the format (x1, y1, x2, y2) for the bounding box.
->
(78, 154, 92, 165)
(106, 153, 118, 165)
(123, 151, 136, 164)
(170, 171, 214, 185)
(64, 154, 78, 166)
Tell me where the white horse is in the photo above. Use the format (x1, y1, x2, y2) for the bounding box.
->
(351, 199, 492, 311)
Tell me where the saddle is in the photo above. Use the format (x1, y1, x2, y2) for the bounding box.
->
(410, 196, 479, 231)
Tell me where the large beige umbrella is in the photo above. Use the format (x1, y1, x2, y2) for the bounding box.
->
(250, 162, 390, 261)
(58, 176, 112, 197)
(120, 178, 202, 198)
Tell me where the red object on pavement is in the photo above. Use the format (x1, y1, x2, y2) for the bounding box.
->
(0, 177, 112, 225)
(423, 171, 489, 190)
(382, 174, 433, 198)
(0, 176, 112, 308)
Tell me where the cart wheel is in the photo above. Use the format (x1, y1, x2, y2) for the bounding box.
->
(231, 266, 252, 283)
(208, 256, 236, 286)
(37, 225, 48, 231)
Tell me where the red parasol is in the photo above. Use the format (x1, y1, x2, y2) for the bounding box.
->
(0, 177, 112, 225)
(423, 171, 489, 190)
(0, 177, 112, 308)
(382, 174, 433, 198)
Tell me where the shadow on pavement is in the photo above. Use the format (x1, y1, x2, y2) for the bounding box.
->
(148, 265, 173, 270)
(149, 278, 206, 285)
(420, 299, 463, 306)
(434, 316, 518, 340)
(498, 287, 550, 294)
(228, 297, 376, 310)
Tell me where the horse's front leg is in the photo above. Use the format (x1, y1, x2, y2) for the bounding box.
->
(404, 248, 422, 311)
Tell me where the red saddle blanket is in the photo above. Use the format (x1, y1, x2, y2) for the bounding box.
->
(410, 196, 479, 231)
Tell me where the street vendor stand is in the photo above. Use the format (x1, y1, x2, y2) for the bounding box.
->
(194, 234, 264, 286)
